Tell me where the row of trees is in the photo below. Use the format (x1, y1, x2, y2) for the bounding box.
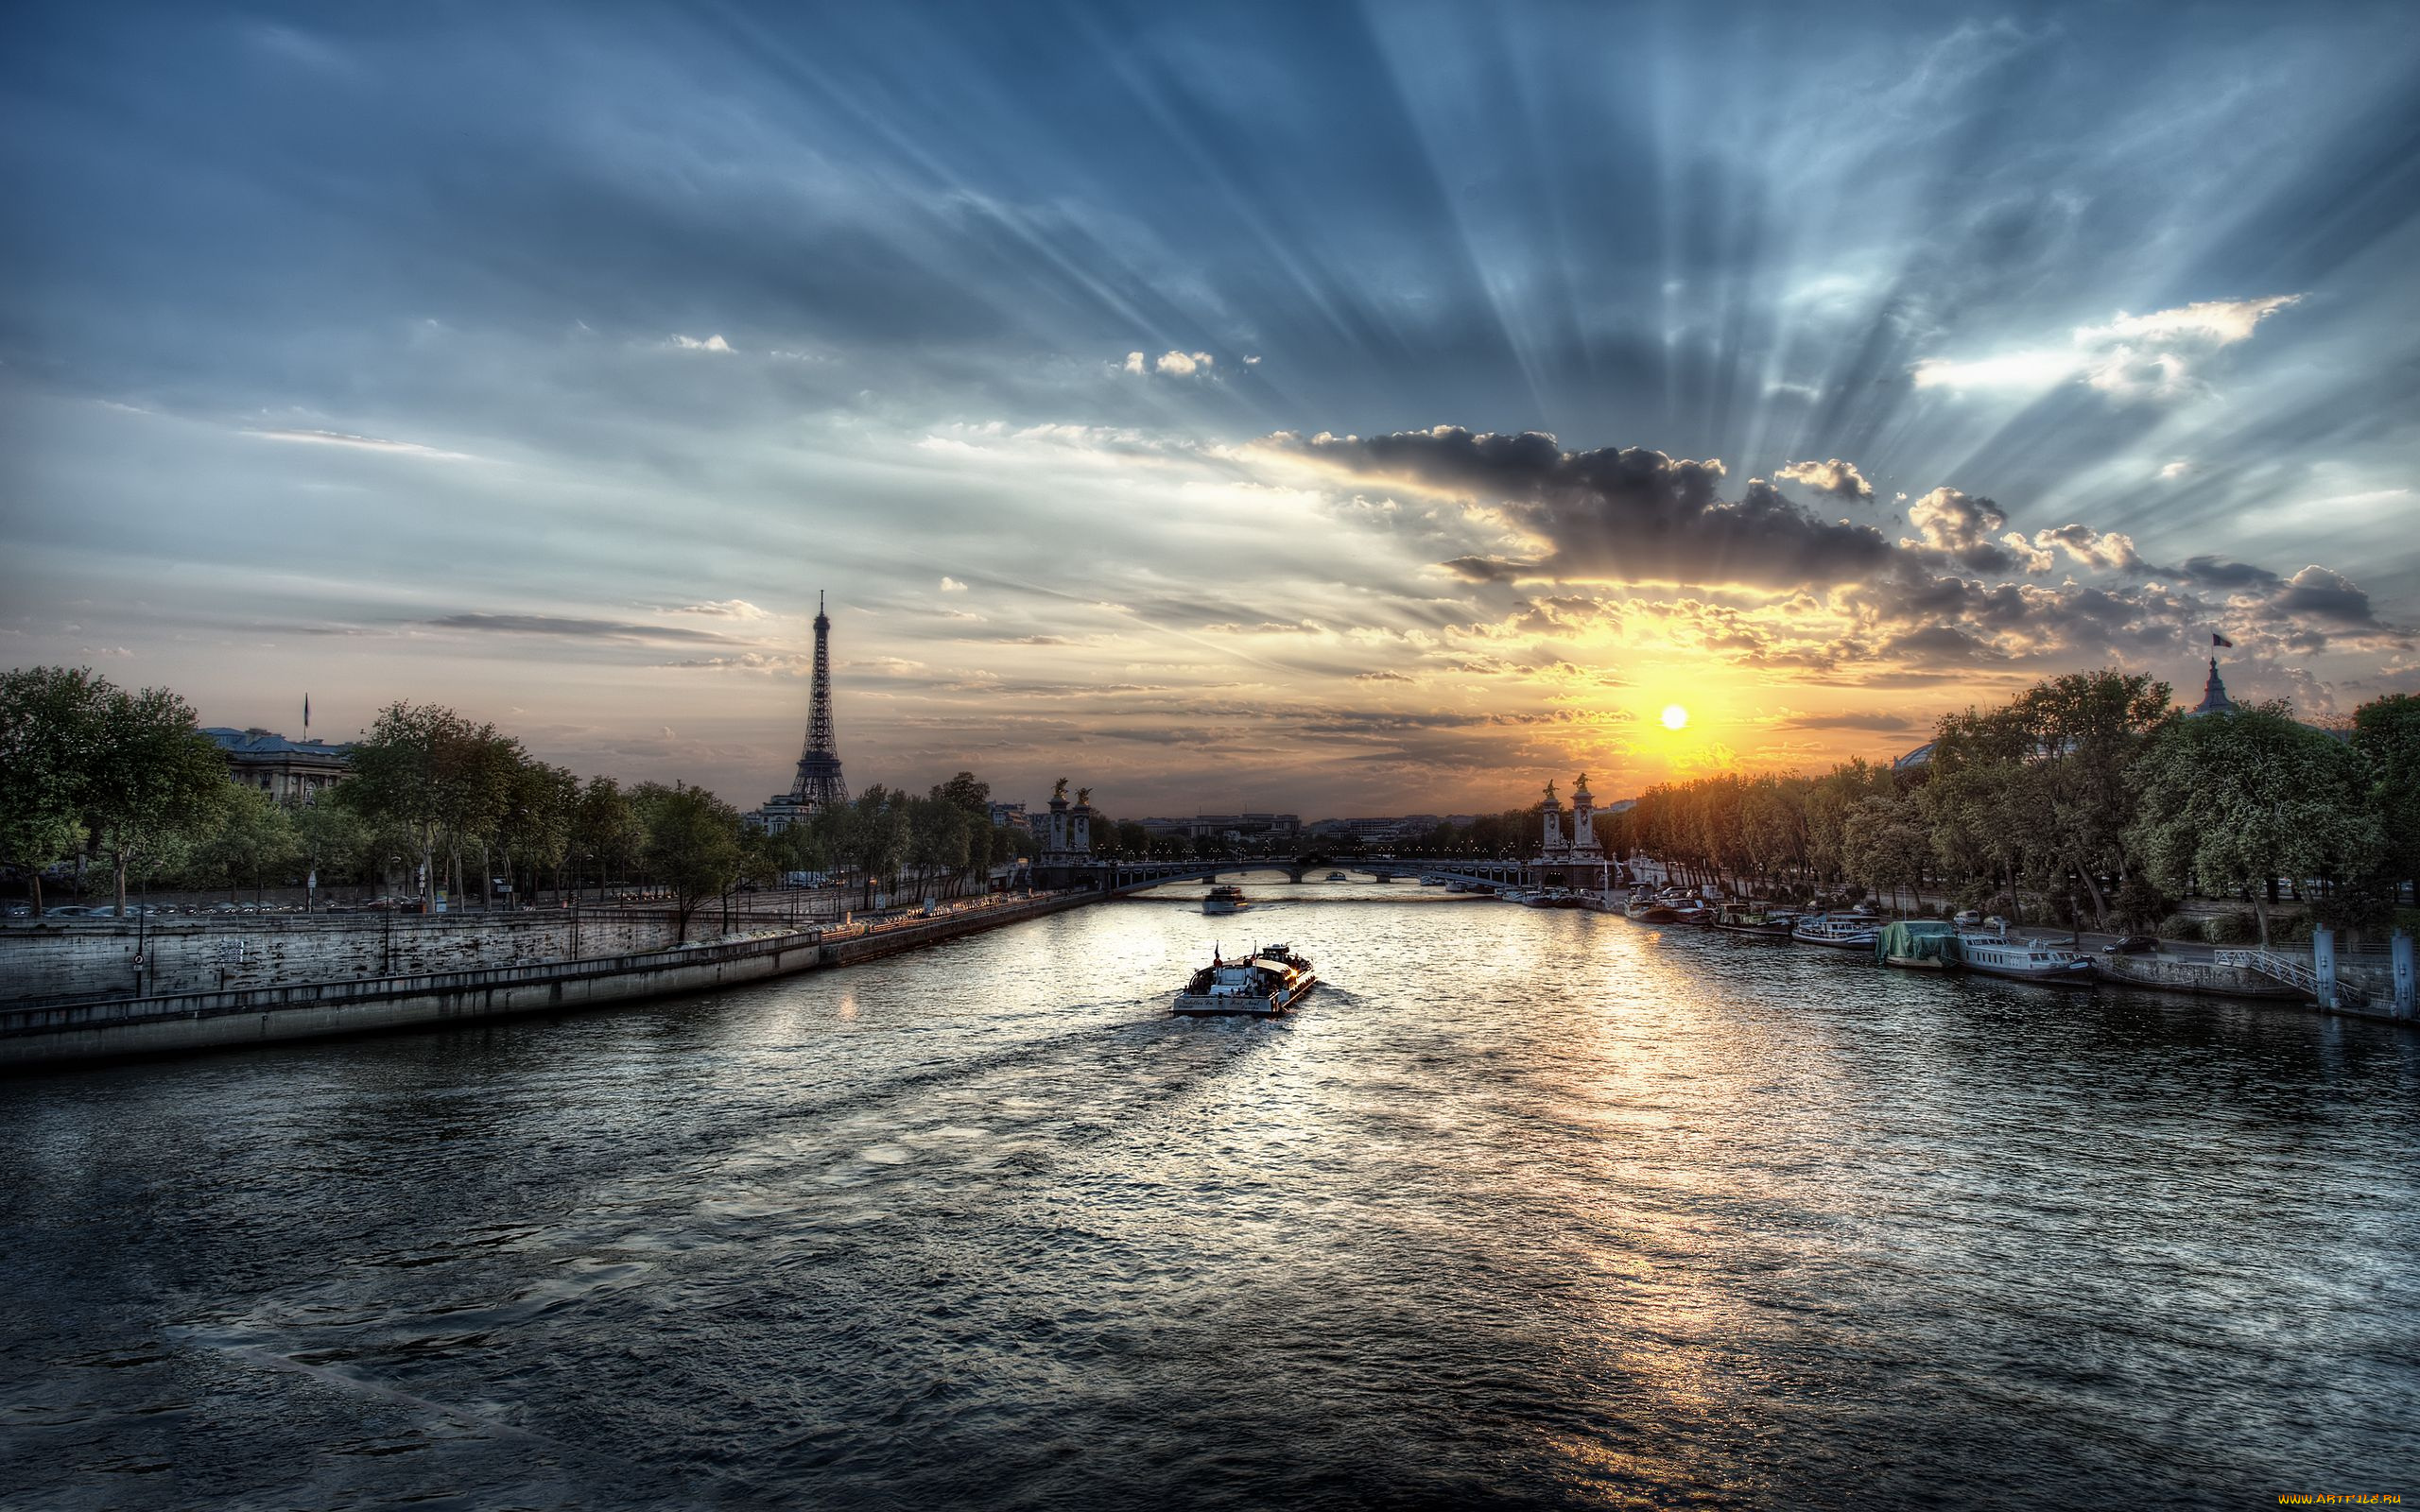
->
(25, 662, 2405, 949)
(1595, 672, 2417, 946)
(0, 673, 1052, 941)
(334, 742, 1050, 938)
(0, 667, 231, 912)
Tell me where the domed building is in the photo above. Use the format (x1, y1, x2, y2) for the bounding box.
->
(2185, 654, 2238, 718)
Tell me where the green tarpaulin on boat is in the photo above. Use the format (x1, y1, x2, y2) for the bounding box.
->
(1874, 919, 1957, 966)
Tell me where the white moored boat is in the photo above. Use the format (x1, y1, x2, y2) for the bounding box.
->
(1522, 886, 1585, 908)
(1791, 910, 1881, 949)
(1954, 930, 2098, 985)
(1623, 885, 1678, 922)
(1661, 890, 1711, 924)
(1172, 944, 1318, 1017)
(1202, 885, 1249, 916)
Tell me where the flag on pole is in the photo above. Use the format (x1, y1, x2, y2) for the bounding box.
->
(2211, 633, 2234, 648)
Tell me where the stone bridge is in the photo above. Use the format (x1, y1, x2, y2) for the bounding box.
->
(1034, 853, 1633, 891)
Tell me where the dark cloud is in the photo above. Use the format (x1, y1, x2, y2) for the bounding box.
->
(1275, 428, 1893, 589)
(2177, 557, 2283, 591)
(1441, 556, 1526, 583)
(1773, 710, 1916, 731)
(1877, 624, 2004, 663)
(1899, 487, 2030, 574)
(1837, 549, 2408, 674)
(2273, 565, 2381, 626)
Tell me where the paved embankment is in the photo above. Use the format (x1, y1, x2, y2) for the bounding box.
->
(0, 890, 1104, 1069)
(1, 909, 705, 1004)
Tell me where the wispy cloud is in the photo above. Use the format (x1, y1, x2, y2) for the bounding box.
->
(1121, 349, 1215, 377)
(1912, 295, 2304, 399)
(666, 599, 771, 620)
(241, 428, 473, 460)
(424, 613, 738, 644)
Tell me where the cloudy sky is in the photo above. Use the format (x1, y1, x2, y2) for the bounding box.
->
(4, 1, 2415, 816)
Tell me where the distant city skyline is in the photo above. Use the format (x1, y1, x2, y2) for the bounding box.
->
(4, 2, 2414, 814)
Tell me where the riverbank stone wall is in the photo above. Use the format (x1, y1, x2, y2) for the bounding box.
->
(0, 912, 689, 1005)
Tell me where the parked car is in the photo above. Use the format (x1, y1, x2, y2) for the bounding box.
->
(2102, 935, 2158, 954)
(4, 902, 30, 918)
(43, 905, 91, 918)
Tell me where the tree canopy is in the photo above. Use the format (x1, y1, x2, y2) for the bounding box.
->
(2131, 704, 2383, 945)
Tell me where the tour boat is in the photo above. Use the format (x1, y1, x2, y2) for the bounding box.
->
(1419, 873, 1447, 886)
(1522, 886, 1585, 908)
(1790, 911, 1882, 950)
(1323, 871, 1347, 883)
(1500, 887, 1535, 904)
(1952, 931, 2098, 985)
(1203, 885, 1250, 916)
(1172, 943, 1318, 1017)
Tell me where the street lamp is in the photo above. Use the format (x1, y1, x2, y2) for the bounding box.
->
(384, 855, 400, 976)
(133, 861, 149, 997)
(573, 851, 589, 961)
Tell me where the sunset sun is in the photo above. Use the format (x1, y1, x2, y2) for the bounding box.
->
(1661, 704, 1689, 731)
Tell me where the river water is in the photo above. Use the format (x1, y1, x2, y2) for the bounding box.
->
(5, 882, 2415, 1509)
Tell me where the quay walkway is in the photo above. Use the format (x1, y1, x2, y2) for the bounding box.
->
(0, 886, 1128, 1070)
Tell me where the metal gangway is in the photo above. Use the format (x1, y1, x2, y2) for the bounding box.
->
(2221, 933, 2416, 1019)
(2220, 949, 2351, 1005)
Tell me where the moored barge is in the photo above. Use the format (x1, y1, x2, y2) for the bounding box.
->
(1792, 910, 1882, 949)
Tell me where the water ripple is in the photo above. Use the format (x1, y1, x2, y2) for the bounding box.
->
(3, 894, 2414, 1508)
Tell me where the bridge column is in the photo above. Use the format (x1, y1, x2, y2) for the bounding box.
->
(2394, 929, 2414, 1020)
(2313, 926, 2338, 1012)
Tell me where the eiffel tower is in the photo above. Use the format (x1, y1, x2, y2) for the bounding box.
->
(786, 591, 849, 811)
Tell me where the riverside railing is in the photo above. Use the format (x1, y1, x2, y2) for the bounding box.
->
(2220, 929, 2415, 1019)
(2, 886, 1104, 1043)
